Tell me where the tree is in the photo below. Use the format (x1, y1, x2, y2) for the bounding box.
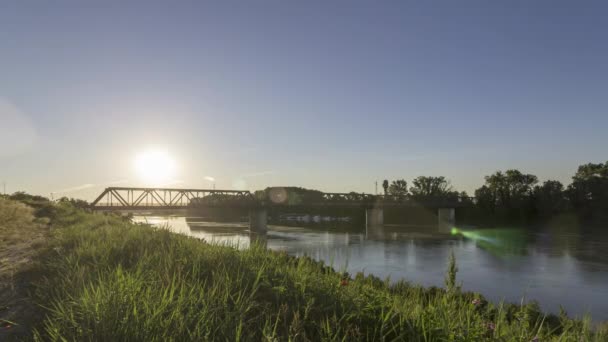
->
(387, 179, 408, 199)
(458, 191, 474, 205)
(409, 176, 454, 198)
(534, 180, 567, 217)
(58, 197, 90, 209)
(474, 185, 496, 212)
(566, 161, 608, 219)
(475, 169, 538, 223)
(483, 170, 538, 207)
(382, 180, 389, 196)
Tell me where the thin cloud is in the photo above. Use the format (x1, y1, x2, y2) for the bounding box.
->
(0, 98, 37, 158)
(53, 179, 130, 194)
(53, 183, 96, 194)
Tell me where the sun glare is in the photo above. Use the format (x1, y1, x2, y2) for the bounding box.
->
(133, 149, 176, 185)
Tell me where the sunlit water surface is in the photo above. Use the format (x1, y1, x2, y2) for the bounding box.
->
(133, 216, 608, 321)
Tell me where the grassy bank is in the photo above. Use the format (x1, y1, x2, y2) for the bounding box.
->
(1, 198, 607, 341)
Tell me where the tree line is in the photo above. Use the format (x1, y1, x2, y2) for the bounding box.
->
(382, 176, 467, 201)
(383, 161, 608, 225)
(3, 161, 606, 226)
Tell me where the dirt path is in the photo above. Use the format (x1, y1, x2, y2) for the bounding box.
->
(0, 238, 48, 340)
(0, 198, 49, 340)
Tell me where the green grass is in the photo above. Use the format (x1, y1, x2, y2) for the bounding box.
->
(3, 198, 608, 341)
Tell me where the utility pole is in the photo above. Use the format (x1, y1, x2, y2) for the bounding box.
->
(205, 178, 216, 190)
(2, 181, 5, 195)
(375, 181, 378, 195)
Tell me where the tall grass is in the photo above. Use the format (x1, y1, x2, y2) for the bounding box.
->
(9, 202, 605, 341)
(0, 198, 46, 248)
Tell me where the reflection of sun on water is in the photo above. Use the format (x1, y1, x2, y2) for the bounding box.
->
(133, 149, 176, 185)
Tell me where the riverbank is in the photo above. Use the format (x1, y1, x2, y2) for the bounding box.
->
(1, 197, 607, 341)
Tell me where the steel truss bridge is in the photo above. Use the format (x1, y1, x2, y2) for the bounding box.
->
(90, 187, 471, 211)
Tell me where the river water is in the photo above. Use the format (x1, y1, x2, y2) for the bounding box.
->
(133, 216, 608, 321)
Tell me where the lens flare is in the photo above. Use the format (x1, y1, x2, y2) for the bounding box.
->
(451, 227, 529, 257)
(269, 187, 288, 204)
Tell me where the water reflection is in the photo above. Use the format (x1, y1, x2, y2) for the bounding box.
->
(133, 216, 608, 321)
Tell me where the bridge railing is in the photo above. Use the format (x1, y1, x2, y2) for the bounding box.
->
(380, 194, 476, 204)
(320, 192, 474, 206)
(321, 193, 377, 202)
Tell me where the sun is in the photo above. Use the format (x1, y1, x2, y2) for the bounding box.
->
(133, 149, 176, 185)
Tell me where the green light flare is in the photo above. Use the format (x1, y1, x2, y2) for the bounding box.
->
(450, 226, 529, 257)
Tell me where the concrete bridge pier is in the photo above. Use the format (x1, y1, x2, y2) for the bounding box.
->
(366, 208, 384, 229)
(365, 208, 384, 238)
(249, 208, 267, 234)
(437, 208, 455, 233)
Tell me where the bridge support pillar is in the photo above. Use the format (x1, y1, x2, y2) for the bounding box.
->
(249, 232, 268, 248)
(438, 208, 455, 233)
(366, 208, 384, 230)
(249, 208, 267, 234)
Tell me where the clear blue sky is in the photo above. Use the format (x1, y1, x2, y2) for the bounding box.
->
(1, 1, 607, 200)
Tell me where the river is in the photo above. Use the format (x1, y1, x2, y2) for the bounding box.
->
(133, 215, 608, 321)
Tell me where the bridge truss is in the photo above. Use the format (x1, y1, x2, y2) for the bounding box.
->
(90, 187, 255, 210)
(90, 187, 474, 211)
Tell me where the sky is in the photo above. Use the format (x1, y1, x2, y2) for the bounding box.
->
(1, 1, 607, 200)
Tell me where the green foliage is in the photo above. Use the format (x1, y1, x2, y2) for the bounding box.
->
(57, 196, 90, 209)
(8, 192, 57, 219)
(566, 161, 608, 220)
(387, 179, 408, 198)
(472, 162, 608, 225)
(474, 170, 539, 224)
(444, 250, 459, 293)
(12, 204, 602, 341)
(409, 176, 458, 199)
(534, 180, 568, 217)
(481, 170, 538, 208)
(8, 192, 49, 203)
